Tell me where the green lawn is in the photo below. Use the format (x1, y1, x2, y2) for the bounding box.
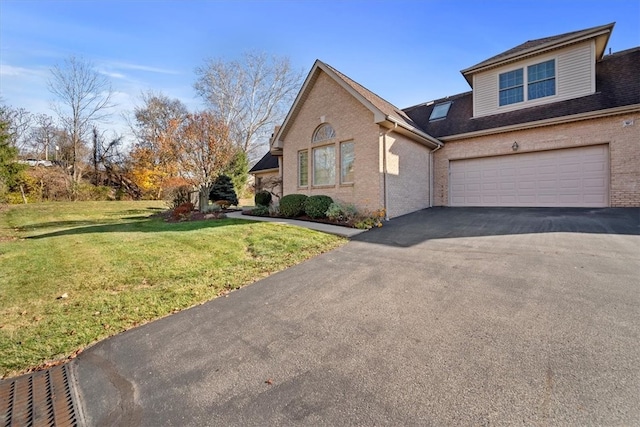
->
(0, 201, 345, 378)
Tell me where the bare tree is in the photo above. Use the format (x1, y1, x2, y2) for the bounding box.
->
(0, 106, 33, 152)
(27, 114, 59, 160)
(48, 55, 115, 184)
(193, 51, 303, 159)
(132, 91, 187, 150)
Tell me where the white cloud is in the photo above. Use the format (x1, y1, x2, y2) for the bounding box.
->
(0, 63, 48, 78)
(104, 61, 180, 75)
(100, 70, 127, 79)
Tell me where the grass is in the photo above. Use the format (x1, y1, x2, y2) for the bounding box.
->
(0, 201, 346, 378)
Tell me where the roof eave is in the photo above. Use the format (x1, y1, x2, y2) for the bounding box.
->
(382, 116, 443, 148)
(249, 167, 279, 175)
(439, 103, 640, 141)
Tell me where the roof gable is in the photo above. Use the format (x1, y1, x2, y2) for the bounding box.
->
(461, 22, 614, 85)
(272, 60, 441, 151)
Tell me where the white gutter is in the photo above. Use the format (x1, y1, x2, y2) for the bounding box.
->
(385, 115, 443, 148)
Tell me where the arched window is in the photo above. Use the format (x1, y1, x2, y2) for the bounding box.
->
(312, 123, 336, 143)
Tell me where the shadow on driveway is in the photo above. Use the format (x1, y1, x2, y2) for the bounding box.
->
(356, 207, 640, 248)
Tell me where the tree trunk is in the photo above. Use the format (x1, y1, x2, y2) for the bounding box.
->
(199, 186, 211, 212)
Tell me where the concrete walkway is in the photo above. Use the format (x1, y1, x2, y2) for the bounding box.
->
(226, 211, 366, 238)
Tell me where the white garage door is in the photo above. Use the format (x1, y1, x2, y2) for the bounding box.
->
(449, 145, 608, 207)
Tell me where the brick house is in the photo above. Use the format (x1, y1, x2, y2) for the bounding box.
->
(250, 23, 639, 217)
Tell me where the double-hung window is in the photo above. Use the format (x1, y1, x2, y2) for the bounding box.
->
(499, 59, 555, 106)
(499, 69, 524, 106)
(527, 59, 555, 100)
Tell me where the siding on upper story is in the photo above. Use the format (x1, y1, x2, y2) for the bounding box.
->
(473, 40, 595, 117)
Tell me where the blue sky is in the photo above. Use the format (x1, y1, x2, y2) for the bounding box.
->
(1, 0, 639, 143)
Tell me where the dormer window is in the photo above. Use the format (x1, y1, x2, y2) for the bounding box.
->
(528, 59, 556, 100)
(429, 101, 452, 121)
(499, 69, 524, 106)
(499, 59, 556, 106)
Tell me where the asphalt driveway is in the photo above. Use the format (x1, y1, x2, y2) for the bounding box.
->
(72, 207, 640, 426)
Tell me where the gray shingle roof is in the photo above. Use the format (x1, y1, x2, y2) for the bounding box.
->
(249, 151, 279, 173)
(404, 47, 640, 139)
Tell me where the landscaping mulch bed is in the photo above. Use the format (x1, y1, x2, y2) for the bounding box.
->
(156, 208, 241, 223)
(241, 210, 356, 228)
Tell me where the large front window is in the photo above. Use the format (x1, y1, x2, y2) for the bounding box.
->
(313, 145, 335, 186)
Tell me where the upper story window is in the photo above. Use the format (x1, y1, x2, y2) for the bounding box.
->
(429, 101, 452, 121)
(499, 59, 555, 106)
(312, 123, 336, 143)
(499, 69, 524, 106)
(528, 59, 555, 100)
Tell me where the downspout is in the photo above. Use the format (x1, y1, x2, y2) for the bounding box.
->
(429, 144, 442, 207)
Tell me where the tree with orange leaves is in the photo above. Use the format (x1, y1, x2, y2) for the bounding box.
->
(128, 92, 187, 199)
(173, 112, 235, 210)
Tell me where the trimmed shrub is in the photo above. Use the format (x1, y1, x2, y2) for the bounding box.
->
(255, 190, 272, 207)
(209, 175, 238, 206)
(250, 205, 270, 216)
(278, 194, 308, 217)
(304, 195, 333, 219)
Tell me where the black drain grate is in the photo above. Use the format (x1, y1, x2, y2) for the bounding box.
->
(0, 364, 80, 427)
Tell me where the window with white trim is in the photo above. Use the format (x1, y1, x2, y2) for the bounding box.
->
(499, 69, 524, 106)
(340, 141, 354, 184)
(298, 150, 308, 187)
(527, 59, 555, 100)
(499, 59, 556, 106)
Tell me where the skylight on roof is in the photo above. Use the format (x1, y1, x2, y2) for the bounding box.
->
(429, 101, 452, 121)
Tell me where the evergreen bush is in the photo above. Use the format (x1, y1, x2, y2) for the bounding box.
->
(278, 194, 308, 217)
(304, 195, 333, 219)
(209, 175, 238, 206)
(255, 190, 272, 207)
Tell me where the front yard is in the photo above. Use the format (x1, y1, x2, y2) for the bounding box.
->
(0, 201, 345, 378)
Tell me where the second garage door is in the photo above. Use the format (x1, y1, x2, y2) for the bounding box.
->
(449, 145, 608, 207)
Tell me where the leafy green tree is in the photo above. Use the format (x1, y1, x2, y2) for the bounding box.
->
(0, 119, 26, 201)
(209, 174, 238, 206)
(224, 149, 249, 197)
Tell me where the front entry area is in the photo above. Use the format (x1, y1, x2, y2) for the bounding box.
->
(449, 145, 609, 207)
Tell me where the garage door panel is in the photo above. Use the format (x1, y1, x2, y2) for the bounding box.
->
(449, 145, 608, 207)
